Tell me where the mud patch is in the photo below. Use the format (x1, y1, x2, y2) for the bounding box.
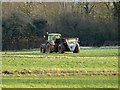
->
(2, 69, 119, 76)
(2, 55, 117, 59)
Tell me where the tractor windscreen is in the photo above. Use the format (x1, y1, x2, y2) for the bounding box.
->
(48, 35, 61, 41)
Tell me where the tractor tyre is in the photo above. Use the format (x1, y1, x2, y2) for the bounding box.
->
(40, 45, 46, 53)
(54, 45, 58, 53)
(46, 43, 52, 53)
(73, 44, 80, 53)
(58, 44, 64, 53)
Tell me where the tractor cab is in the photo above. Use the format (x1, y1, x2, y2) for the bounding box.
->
(47, 33, 61, 41)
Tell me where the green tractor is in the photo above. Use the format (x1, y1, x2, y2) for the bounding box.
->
(40, 33, 80, 53)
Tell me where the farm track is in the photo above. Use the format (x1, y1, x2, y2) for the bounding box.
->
(2, 55, 117, 59)
(2, 69, 119, 76)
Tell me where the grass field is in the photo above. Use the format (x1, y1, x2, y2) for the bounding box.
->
(1, 48, 119, 88)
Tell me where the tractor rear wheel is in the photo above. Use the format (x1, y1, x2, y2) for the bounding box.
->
(73, 44, 80, 53)
(46, 43, 53, 53)
(58, 44, 64, 53)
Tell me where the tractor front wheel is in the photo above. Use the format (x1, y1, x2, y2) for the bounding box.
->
(40, 45, 46, 53)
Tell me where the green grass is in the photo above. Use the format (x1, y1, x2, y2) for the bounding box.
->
(2, 76, 118, 88)
(1, 48, 119, 88)
(3, 57, 118, 70)
(2, 48, 119, 57)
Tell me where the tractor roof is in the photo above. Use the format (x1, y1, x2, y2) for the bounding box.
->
(48, 33, 61, 36)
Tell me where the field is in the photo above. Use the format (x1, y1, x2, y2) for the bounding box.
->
(1, 48, 119, 88)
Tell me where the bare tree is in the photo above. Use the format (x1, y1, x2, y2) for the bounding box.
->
(83, 2, 95, 14)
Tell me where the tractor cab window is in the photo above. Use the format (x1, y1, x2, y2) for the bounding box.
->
(48, 35, 61, 41)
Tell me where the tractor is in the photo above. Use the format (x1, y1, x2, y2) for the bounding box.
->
(40, 33, 80, 53)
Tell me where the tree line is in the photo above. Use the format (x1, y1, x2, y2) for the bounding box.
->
(2, 2, 120, 50)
